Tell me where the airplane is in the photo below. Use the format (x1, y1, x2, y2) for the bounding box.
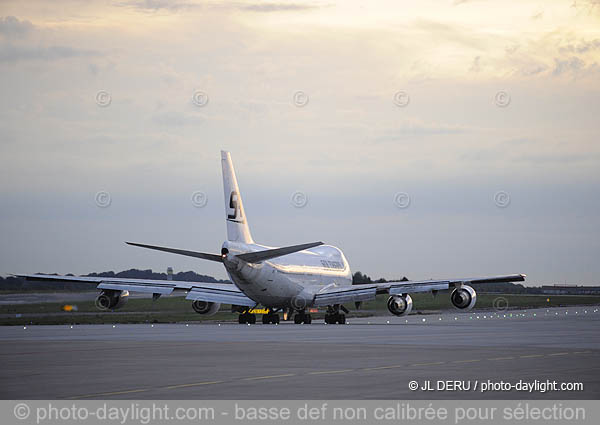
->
(17, 151, 525, 325)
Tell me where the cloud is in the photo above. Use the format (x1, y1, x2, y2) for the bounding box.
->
(0, 45, 98, 62)
(552, 56, 586, 76)
(373, 119, 467, 144)
(413, 19, 486, 50)
(120, 0, 321, 13)
(239, 3, 319, 12)
(119, 0, 194, 11)
(0, 16, 34, 38)
(531, 11, 544, 20)
(0, 16, 98, 64)
(151, 110, 205, 127)
(520, 64, 548, 76)
(559, 39, 600, 54)
(469, 55, 481, 72)
(572, 0, 600, 14)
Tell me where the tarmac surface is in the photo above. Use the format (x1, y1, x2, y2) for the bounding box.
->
(1, 306, 599, 400)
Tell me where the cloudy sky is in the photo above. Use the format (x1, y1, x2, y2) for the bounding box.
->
(1, 0, 599, 285)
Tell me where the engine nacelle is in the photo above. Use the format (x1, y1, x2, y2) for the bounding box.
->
(450, 285, 477, 310)
(192, 300, 220, 316)
(387, 294, 413, 316)
(95, 290, 129, 311)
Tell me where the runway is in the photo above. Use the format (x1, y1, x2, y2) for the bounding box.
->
(1, 306, 599, 399)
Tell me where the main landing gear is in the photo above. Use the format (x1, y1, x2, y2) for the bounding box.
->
(324, 305, 346, 324)
(238, 311, 256, 324)
(293, 311, 312, 324)
(262, 311, 280, 324)
(238, 309, 280, 324)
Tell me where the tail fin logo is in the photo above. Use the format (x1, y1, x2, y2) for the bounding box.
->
(227, 191, 244, 223)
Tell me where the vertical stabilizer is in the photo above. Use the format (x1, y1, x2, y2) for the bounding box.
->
(221, 151, 254, 244)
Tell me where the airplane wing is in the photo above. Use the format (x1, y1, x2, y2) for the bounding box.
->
(14, 274, 257, 307)
(312, 274, 525, 306)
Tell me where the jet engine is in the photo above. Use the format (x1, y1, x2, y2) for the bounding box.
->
(450, 285, 477, 310)
(387, 294, 413, 316)
(95, 290, 129, 311)
(191, 300, 220, 316)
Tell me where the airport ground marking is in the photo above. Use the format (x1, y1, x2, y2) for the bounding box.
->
(487, 356, 515, 361)
(242, 373, 296, 381)
(548, 352, 570, 356)
(70, 388, 150, 399)
(451, 359, 480, 363)
(165, 381, 224, 390)
(363, 365, 404, 371)
(309, 369, 354, 375)
(519, 354, 544, 358)
(410, 361, 446, 366)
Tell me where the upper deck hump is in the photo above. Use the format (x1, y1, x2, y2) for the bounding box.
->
(268, 244, 347, 271)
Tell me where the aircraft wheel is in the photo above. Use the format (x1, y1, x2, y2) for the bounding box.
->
(294, 314, 303, 324)
(262, 313, 280, 324)
(248, 314, 256, 324)
(238, 314, 247, 324)
(304, 314, 312, 324)
(337, 314, 346, 324)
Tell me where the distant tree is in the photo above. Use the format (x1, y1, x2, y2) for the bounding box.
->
(352, 272, 410, 284)
(353, 271, 373, 284)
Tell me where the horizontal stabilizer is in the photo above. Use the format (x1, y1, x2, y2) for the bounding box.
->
(126, 242, 223, 263)
(236, 241, 323, 263)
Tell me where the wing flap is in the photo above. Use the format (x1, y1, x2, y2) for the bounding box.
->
(185, 287, 256, 306)
(97, 283, 175, 295)
(313, 286, 377, 306)
(389, 281, 450, 294)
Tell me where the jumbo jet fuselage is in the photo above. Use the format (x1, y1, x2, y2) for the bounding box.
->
(222, 240, 352, 309)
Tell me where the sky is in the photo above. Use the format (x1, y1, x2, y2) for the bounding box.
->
(0, 0, 599, 285)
